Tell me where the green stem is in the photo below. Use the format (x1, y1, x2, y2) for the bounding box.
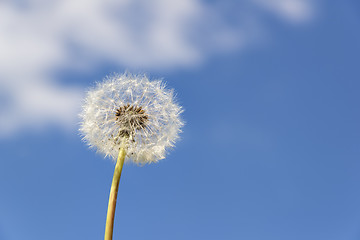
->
(104, 146, 126, 240)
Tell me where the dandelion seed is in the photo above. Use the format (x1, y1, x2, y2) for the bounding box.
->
(79, 72, 183, 164)
(79, 72, 184, 240)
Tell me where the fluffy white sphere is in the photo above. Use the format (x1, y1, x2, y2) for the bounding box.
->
(79, 73, 184, 164)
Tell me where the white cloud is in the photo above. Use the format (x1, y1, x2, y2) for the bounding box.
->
(252, 0, 315, 23)
(0, 0, 316, 137)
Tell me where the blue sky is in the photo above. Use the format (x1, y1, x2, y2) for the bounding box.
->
(1, 1, 360, 240)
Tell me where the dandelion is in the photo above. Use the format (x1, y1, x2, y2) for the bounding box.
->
(79, 73, 183, 240)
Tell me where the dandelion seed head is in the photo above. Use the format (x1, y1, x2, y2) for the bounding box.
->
(79, 73, 184, 164)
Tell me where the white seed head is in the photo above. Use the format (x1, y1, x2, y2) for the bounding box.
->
(79, 73, 184, 164)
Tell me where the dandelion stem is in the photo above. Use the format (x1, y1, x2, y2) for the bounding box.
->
(104, 146, 126, 240)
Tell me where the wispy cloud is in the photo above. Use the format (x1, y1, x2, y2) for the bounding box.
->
(0, 0, 316, 137)
(252, 0, 315, 23)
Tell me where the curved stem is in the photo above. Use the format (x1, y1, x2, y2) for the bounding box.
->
(104, 147, 126, 240)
